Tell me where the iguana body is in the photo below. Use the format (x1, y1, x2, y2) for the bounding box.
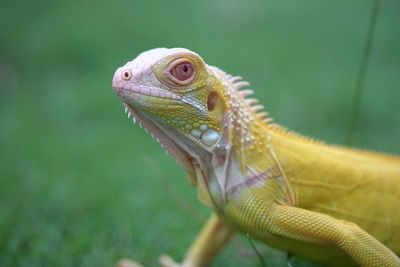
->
(112, 48, 400, 267)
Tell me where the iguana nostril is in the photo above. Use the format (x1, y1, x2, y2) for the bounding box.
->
(122, 70, 132, 80)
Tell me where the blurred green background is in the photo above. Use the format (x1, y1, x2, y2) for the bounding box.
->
(1, 0, 399, 266)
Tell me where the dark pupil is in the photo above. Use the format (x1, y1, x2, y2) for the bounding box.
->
(182, 64, 189, 73)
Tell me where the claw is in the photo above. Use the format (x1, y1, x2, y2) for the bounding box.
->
(116, 258, 145, 267)
(159, 254, 180, 267)
(116, 255, 182, 267)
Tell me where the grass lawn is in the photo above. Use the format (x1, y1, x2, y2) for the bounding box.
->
(0, 1, 399, 266)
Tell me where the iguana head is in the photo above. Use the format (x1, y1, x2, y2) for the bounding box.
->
(112, 48, 227, 153)
(112, 48, 268, 199)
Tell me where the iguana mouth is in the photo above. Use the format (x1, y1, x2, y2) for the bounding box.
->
(113, 83, 181, 101)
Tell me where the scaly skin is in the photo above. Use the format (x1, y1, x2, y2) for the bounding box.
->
(112, 48, 400, 267)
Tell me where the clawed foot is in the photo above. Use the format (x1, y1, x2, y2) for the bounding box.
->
(158, 254, 181, 267)
(116, 254, 182, 267)
(116, 258, 145, 267)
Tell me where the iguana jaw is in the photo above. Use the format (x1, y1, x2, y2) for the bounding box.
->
(121, 101, 199, 184)
(112, 81, 223, 153)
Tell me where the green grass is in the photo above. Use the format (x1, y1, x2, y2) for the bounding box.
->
(0, 0, 399, 266)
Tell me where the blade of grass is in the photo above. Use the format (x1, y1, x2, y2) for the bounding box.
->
(346, 0, 381, 146)
(246, 234, 266, 267)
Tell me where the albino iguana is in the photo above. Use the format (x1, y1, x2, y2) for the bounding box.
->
(112, 48, 400, 267)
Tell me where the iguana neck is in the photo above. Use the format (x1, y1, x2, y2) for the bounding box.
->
(199, 67, 295, 207)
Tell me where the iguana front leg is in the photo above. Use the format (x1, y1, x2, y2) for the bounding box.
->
(159, 213, 234, 267)
(118, 213, 234, 267)
(266, 204, 400, 267)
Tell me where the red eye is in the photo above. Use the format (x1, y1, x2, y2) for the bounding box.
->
(122, 70, 131, 80)
(170, 61, 194, 81)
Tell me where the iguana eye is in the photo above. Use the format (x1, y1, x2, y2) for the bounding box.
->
(169, 61, 194, 82)
(122, 70, 132, 80)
